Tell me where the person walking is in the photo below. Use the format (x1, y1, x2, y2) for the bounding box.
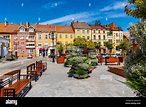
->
(43, 52, 45, 58)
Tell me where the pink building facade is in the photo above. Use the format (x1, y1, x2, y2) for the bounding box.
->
(12, 22, 36, 57)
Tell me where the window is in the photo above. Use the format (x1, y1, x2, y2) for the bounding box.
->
(116, 33, 119, 36)
(3, 36, 9, 39)
(82, 30, 85, 34)
(29, 36, 34, 39)
(77, 30, 80, 34)
(98, 30, 100, 33)
(20, 27, 25, 32)
(70, 35, 72, 38)
(77, 36, 80, 38)
(21, 50, 24, 54)
(93, 30, 96, 33)
(38, 35, 41, 39)
(82, 36, 85, 38)
(38, 43, 42, 46)
(103, 35, 105, 40)
(44, 35, 48, 39)
(60, 34, 62, 38)
(93, 35, 96, 40)
(14, 36, 18, 40)
(29, 27, 34, 32)
(44, 42, 48, 46)
(21, 42, 24, 46)
(116, 39, 120, 43)
(108, 39, 112, 43)
(20, 36, 24, 40)
(87, 36, 90, 40)
(103, 31, 105, 33)
(28, 49, 33, 53)
(98, 35, 101, 40)
(65, 35, 68, 38)
(87, 30, 90, 34)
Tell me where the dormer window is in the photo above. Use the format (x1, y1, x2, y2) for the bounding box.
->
(29, 27, 34, 32)
(20, 27, 25, 32)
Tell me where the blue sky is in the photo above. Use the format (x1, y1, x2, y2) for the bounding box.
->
(0, 0, 140, 31)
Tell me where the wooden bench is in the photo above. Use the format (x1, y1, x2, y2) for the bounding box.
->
(108, 66, 126, 78)
(36, 60, 47, 72)
(26, 63, 43, 82)
(0, 69, 32, 97)
(105, 57, 120, 65)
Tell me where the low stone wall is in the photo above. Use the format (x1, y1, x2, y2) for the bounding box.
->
(108, 66, 126, 78)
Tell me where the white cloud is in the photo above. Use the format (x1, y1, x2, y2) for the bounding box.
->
(40, 12, 97, 24)
(108, 13, 127, 18)
(100, 1, 127, 11)
(42, 1, 66, 9)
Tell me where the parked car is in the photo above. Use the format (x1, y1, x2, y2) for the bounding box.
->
(27, 54, 33, 59)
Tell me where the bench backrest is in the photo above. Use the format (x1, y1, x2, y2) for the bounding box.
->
(27, 63, 35, 71)
(36, 60, 43, 69)
(0, 69, 21, 87)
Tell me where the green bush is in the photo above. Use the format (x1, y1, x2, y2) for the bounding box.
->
(75, 69, 88, 76)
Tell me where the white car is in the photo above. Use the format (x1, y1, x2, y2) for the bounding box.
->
(27, 54, 33, 59)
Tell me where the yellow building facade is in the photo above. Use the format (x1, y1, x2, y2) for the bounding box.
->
(56, 26, 75, 45)
(71, 21, 91, 40)
(107, 22, 123, 53)
(35, 24, 56, 57)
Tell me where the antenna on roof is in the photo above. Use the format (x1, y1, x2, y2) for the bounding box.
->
(4, 17, 7, 21)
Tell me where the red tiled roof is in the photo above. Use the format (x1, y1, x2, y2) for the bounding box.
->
(108, 22, 123, 31)
(0, 23, 20, 33)
(35, 24, 56, 32)
(90, 24, 106, 30)
(71, 21, 91, 29)
(56, 26, 74, 33)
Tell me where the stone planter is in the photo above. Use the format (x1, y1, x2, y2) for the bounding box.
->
(57, 57, 65, 64)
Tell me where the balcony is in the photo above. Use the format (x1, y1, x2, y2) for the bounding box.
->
(26, 46, 35, 49)
(26, 39, 35, 42)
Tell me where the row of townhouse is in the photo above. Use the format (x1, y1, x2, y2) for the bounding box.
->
(0, 21, 128, 58)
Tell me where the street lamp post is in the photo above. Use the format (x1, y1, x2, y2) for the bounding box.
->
(14, 42, 19, 59)
(49, 32, 55, 63)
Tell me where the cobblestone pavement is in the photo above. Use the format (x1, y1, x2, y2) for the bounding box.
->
(25, 60, 136, 97)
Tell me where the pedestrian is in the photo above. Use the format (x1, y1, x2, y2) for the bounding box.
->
(43, 52, 45, 57)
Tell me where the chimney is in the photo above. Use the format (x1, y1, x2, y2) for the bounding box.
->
(20, 22, 22, 25)
(26, 21, 29, 28)
(4, 21, 8, 26)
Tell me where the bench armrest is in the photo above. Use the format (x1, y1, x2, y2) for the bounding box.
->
(20, 74, 32, 79)
(20, 74, 31, 76)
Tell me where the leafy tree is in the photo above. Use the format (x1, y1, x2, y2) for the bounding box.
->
(73, 37, 87, 46)
(124, 0, 146, 19)
(86, 40, 95, 49)
(57, 42, 64, 56)
(124, 0, 146, 97)
(118, 38, 131, 55)
(94, 42, 101, 49)
(104, 41, 113, 54)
